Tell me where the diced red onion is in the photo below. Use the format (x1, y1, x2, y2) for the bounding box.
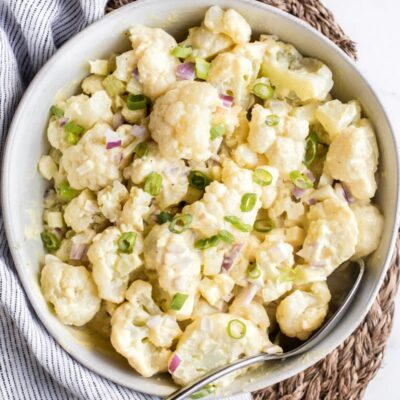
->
(304, 170, 315, 183)
(221, 243, 243, 272)
(220, 94, 234, 108)
(106, 140, 121, 150)
(69, 244, 88, 261)
(176, 62, 195, 81)
(131, 124, 147, 139)
(146, 315, 163, 329)
(53, 227, 63, 240)
(114, 152, 124, 165)
(105, 129, 122, 149)
(292, 186, 305, 200)
(59, 117, 70, 127)
(132, 67, 140, 81)
(111, 112, 124, 130)
(335, 182, 354, 204)
(308, 198, 317, 206)
(168, 354, 181, 374)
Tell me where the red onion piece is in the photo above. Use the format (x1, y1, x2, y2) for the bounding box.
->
(334, 182, 354, 204)
(168, 353, 181, 374)
(220, 94, 234, 108)
(176, 62, 195, 81)
(69, 244, 88, 261)
(308, 198, 317, 206)
(292, 186, 305, 200)
(105, 129, 122, 149)
(221, 243, 243, 272)
(132, 67, 140, 81)
(131, 124, 147, 139)
(59, 117, 70, 128)
(304, 170, 315, 183)
(106, 140, 122, 150)
(111, 112, 124, 130)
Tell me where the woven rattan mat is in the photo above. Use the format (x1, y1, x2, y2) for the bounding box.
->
(107, 1, 400, 398)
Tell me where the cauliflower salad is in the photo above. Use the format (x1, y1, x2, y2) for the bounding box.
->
(37, 6, 384, 392)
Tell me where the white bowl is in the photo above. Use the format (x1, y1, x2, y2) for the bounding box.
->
(2, 0, 399, 397)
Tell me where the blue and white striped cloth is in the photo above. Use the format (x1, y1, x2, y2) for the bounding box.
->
(0, 1, 252, 399)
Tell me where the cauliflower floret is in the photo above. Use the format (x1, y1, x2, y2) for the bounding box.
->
(128, 25, 179, 99)
(324, 119, 379, 200)
(124, 143, 189, 209)
(61, 122, 134, 191)
(351, 203, 384, 259)
(208, 52, 253, 109)
(261, 37, 333, 101)
(191, 298, 220, 319)
(40, 255, 100, 326)
(110, 280, 181, 377)
(63, 189, 100, 233)
(291, 102, 319, 124)
(233, 143, 260, 169)
(87, 227, 143, 303)
(202, 247, 225, 276)
(276, 281, 331, 340)
(55, 229, 96, 264)
(171, 313, 278, 386)
(113, 50, 137, 82)
(298, 198, 358, 274)
(248, 104, 277, 153)
(149, 81, 221, 161)
(64, 91, 113, 130)
(143, 224, 201, 320)
(81, 75, 104, 95)
(203, 6, 251, 44)
(97, 180, 129, 223)
(180, 26, 233, 59)
(199, 274, 235, 307)
(316, 99, 361, 141)
(119, 187, 152, 232)
(47, 117, 71, 152)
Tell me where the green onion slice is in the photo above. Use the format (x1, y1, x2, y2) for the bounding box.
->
(227, 319, 247, 339)
(247, 263, 262, 279)
(156, 212, 173, 225)
(217, 230, 235, 244)
(127, 94, 148, 110)
(118, 232, 137, 254)
(194, 235, 220, 250)
(144, 172, 162, 196)
(253, 218, 275, 233)
(188, 170, 211, 190)
(252, 168, 273, 186)
(240, 193, 256, 212)
(251, 83, 274, 100)
(195, 58, 210, 80)
(50, 105, 64, 117)
(41, 231, 61, 252)
(265, 114, 280, 126)
(224, 216, 252, 233)
(171, 45, 193, 59)
(304, 132, 319, 167)
(289, 170, 314, 189)
(134, 141, 149, 158)
(56, 181, 80, 201)
(170, 293, 188, 311)
(191, 385, 216, 399)
(102, 75, 126, 96)
(169, 214, 193, 234)
(210, 123, 226, 140)
(64, 122, 84, 145)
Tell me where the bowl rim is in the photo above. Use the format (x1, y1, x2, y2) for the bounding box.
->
(2, 0, 400, 396)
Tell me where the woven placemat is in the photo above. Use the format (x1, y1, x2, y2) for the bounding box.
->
(106, 1, 400, 399)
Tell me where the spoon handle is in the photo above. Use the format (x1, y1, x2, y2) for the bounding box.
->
(165, 353, 280, 400)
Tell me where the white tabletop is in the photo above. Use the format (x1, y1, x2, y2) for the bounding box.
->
(322, 1, 400, 399)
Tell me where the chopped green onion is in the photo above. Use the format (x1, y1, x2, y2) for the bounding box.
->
(156, 211, 173, 225)
(253, 168, 273, 186)
(56, 181, 80, 201)
(144, 172, 162, 196)
(188, 170, 211, 190)
(247, 263, 261, 279)
(265, 114, 280, 126)
(64, 122, 84, 145)
(240, 193, 256, 212)
(195, 58, 210, 80)
(194, 235, 220, 250)
(171, 45, 193, 59)
(289, 170, 314, 189)
(170, 293, 188, 311)
(50, 105, 64, 117)
(217, 230, 235, 244)
(224, 216, 252, 233)
(41, 231, 61, 252)
(191, 384, 216, 399)
(227, 319, 247, 339)
(127, 94, 148, 110)
(102, 75, 126, 96)
(210, 123, 225, 140)
(253, 218, 275, 233)
(118, 232, 137, 254)
(304, 132, 319, 167)
(251, 83, 274, 100)
(169, 214, 192, 234)
(134, 141, 149, 158)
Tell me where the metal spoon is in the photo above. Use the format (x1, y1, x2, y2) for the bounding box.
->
(166, 259, 364, 400)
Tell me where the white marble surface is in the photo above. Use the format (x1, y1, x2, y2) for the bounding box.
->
(322, 1, 400, 399)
